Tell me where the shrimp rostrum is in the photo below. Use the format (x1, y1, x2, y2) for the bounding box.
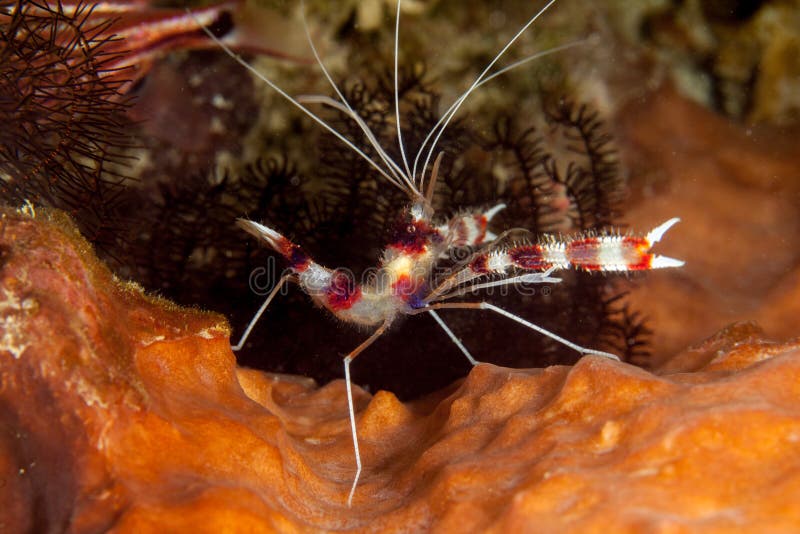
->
(196, 0, 684, 506)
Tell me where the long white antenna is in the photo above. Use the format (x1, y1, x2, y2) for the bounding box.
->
(394, 0, 413, 180)
(475, 38, 587, 88)
(413, 37, 586, 192)
(296, 95, 410, 191)
(296, 94, 419, 194)
(299, 0, 420, 197)
(414, 0, 559, 189)
(185, 8, 409, 196)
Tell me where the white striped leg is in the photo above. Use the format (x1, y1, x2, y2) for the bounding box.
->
(413, 301, 620, 361)
(232, 273, 294, 351)
(428, 309, 478, 366)
(343, 320, 392, 507)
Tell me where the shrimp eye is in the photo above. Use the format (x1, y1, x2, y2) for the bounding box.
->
(406, 224, 416, 234)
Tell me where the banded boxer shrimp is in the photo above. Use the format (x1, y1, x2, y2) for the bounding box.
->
(193, 0, 684, 506)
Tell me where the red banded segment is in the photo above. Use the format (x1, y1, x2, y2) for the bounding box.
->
(325, 271, 362, 311)
(620, 236, 653, 270)
(474, 214, 488, 244)
(564, 235, 654, 271)
(450, 214, 489, 246)
(388, 219, 441, 255)
(236, 219, 313, 273)
(509, 245, 551, 270)
(391, 273, 417, 301)
(281, 240, 311, 272)
(441, 204, 505, 249)
(469, 255, 490, 274)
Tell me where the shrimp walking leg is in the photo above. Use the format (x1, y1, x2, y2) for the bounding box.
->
(343, 319, 392, 507)
(428, 309, 478, 366)
(232, 273, 295, 351)
(413, 302, 621, 361)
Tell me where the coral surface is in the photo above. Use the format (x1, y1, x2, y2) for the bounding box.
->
(2, 207, 800, 532)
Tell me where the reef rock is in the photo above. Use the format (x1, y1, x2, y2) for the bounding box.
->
(2, 206, 800, 532)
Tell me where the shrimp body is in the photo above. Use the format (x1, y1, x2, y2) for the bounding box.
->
(240, 200, 683, 329)
(238, 201, 514, 327)
(198, 0, 687, 507)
